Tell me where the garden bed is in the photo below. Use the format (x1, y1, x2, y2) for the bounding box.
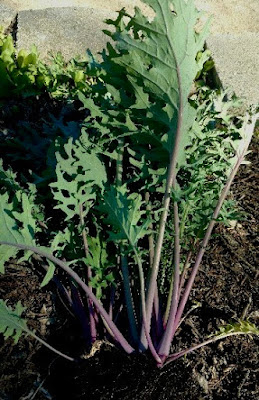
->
(0, 2, 258, 399)
(0, 132, 258, 400)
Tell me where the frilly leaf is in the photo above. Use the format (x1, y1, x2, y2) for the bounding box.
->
(98, 186, 151, 247)
(50, 137, 107, 221)
(0, 300, 28, 344)
(0, 191, 36, 273)
(106, 0, 210, 166)
(212, 320, 259, 338)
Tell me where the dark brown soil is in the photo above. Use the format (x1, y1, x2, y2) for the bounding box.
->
(0, 135, 258, 399)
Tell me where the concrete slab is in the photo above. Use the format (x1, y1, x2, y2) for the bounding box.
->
(4, 0, 259, 32)
(0, 4, 17, 32)
(4, 0, 259, 106)
(17, 7, 117, 61)
(3, 0, 154, 17)
(207, 33, 259, 106)
(195, 0, 259, 34)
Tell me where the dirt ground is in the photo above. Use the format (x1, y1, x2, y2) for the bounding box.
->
(0, 103, 258, 399)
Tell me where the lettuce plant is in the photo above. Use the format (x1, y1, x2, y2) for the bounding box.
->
(0, 0, 258, 367)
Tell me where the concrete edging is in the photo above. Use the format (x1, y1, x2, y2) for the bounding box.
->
(1, 2, 258, 106)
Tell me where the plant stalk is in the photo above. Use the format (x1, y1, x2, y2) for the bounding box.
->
(141, 48, 184, 349)
(28, 327, 76, 362)
(121, 254, 139, 345)
(79, 203, 97, 343)
(116, 138, 139, 346)
(145, 191, 163, 341)
(0, 242, 135, 355)
(172, 114, 257, 337)
(178, 250, 193, 300)
(164, 331, 253, 366)
(134, 249, 161, 363)
(157, 202, 181, 360)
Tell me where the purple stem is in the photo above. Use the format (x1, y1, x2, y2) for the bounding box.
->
(141, 34, 184, 350)
(178, 250, 192, 299)
(145, 192, 163, 339)
(134, 250, 162, 363)
(164, 331, 250, 366)
(172, 115, 256, 337)
(71, 283, 92, 344)
(157, 202, 181, 360)
(79, 204, 97, 343)
(121, 254, 139, 345)
(153, 286, 164, 340)
(0, 242, 135, 354)
(41, 263, 73, 307)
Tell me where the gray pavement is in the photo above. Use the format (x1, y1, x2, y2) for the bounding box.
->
(17, 7, 116, 61)
(0, 3, 17, 30)
(207, 33, 259, 105)
(0, 0, 258, 106)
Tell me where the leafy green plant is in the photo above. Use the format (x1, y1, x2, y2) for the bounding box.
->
(0, 0, 258, 368)
(0, 26, 91, 99)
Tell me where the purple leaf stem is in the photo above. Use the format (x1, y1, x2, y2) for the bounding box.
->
(171, 114, 256, 337)
(40, 262, 73, 307)
(157, 202, 181, 360)
(153, 286, 164, 340)
(79, 204, 97, 344)
(142, 44, 184, 350)
(71, 283, 92, 344)
(134, 250, 161, 363)
(178, 250, 193, 300)
(0, 242, 135, 354)
(164, 331, 250, 366)
(121, 254, 139, 345)
(145, 192, 164, 343)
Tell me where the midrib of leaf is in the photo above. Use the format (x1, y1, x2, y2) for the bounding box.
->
(2, 311, 28, 334)
(158, 0, 182, 112)
(139, 0, 186, 351)
(121, 59, 179, 111)
(119, 36, 177, 72)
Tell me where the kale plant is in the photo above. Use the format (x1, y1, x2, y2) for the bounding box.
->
(0, 0, 258, 367)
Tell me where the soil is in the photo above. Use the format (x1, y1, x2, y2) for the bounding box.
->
(1, 1, 258, 396)
(0, 117, 258, 400)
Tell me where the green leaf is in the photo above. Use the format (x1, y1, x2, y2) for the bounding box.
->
(40, 260, 55, 287)
(98, 186, 151, 247)
(86, 235, 109, 272)
(107, 0, 210, 166)
(85, 234, 114, 299)
(0, 300, 28, 344)
(0, 192, 36, 273)
(213, 321, 259, 338)
(50, 137, 107, 221)
(0, 160, 21, 195)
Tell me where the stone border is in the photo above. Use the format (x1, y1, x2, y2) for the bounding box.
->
(1, 3, 258, 106)
(0, 4, 18, 33)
